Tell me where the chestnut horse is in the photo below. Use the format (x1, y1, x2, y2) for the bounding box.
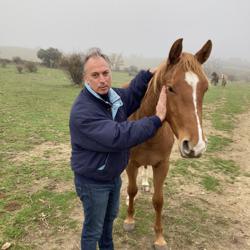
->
(123, 38, 212, 250)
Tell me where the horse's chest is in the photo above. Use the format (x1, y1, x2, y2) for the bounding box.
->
(130, 146, 166, 166)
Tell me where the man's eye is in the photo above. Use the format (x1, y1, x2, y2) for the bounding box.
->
(103, 71, 109, 77)
(92, 73, 99, 78)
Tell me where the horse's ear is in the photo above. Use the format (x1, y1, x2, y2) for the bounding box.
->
(195, 40, 212, 64)
(168, 38, 183, 65)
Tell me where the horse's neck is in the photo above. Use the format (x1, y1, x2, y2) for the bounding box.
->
(135, 78, 160, 119)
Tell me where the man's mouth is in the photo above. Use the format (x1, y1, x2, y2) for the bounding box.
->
(100, 86, 108, 90)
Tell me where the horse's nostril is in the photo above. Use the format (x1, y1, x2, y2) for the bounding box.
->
(189, 150, 195, 157)
(182, 140, 190, 153)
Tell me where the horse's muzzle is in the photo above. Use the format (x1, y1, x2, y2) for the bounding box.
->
(179, 138, 207, 158)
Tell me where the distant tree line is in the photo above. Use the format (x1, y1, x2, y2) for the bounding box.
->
(35, 47, 139, 85)
(1, 47, 141, 85)
(0, 58, 11, 68)
(2, 46, 250, 83)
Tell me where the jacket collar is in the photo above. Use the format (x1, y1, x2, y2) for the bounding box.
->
(84, 83, 121, 105)
(84, 83, 123, 120)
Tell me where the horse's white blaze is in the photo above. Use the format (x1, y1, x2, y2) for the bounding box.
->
(185, 71, 206, 156)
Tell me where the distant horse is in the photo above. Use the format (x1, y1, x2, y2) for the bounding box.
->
(123, 38, 212, 250)
(211, 71, 219, 86)
(221, 73, 227, 87)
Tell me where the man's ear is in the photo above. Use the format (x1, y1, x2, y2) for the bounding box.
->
(83, 74, 88, 83)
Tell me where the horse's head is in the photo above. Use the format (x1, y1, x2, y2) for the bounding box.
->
(157, 39, 212, 158)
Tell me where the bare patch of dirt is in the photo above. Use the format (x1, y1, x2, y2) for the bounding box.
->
(206, 111, 250, 249)
(26, 230, 81, 250)
(4, 201, 22, 212)
(30, 177, 52, 194)
(53, 181, 74, 193)
(0, 192, 6, 199)
(203, 117, 229, 137)
(11, 142, 71, 163)
(70, 202, 83, 223)
(26, 177, 73, 195)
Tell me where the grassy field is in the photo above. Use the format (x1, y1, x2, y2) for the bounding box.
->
(0, 64, 250, 249)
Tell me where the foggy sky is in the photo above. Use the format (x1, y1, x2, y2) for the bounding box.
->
(0, 0, 250, 60)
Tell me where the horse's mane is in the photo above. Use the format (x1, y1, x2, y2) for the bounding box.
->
(150, 52, 207, 94)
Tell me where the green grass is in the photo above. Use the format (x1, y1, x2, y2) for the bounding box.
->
(204, 83, 250, 131)
(0, 66, 132, 159)
(0, 65, 134, 248)
(1, 64, 250, 249)
(170, 158, 198, 178)
(206, 135, 232, 153)
(169, 154, 240, 194)
(208, 157, 240, 177)
(200, 175, 220, 191)
(112, 71, 133, 86)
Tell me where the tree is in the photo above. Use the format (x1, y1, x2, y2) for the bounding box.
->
(37, 47, 62, 68)
(127, 65, 138, 76)
(109, 53, 124, 71)
(204, 59, 222, 76)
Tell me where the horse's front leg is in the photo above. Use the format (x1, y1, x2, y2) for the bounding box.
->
(152, 160, 169, 250)
(123, 160, 139, 231)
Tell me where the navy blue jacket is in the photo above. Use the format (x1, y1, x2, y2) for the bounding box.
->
(70, 70, 162, 183)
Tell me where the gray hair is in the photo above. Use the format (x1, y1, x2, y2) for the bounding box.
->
(83, 47, 111, 74)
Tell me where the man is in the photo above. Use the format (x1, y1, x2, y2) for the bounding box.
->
(69, 48, 167, 250)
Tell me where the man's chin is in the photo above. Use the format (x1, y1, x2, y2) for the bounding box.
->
(98, 89, 109, 95)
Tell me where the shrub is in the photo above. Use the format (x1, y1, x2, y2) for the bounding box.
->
(25, 61, 37, 73)
(60, 53, 84, 85)
(16, 64, 24, 73)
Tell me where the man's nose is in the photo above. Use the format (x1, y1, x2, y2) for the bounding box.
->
(99, 74, 106, 82)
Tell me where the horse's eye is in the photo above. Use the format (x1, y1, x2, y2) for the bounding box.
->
(167, 86, 175, 93)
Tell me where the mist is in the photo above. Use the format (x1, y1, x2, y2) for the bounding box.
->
(0, 0, 250, 60)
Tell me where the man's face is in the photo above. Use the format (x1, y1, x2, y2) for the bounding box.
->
(84, 56, 112, 95)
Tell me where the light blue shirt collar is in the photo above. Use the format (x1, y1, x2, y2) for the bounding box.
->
(84, 83, 123, 119)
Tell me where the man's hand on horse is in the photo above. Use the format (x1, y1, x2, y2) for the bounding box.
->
(149, 67, 158, 74)
(156, 86, 167, 122)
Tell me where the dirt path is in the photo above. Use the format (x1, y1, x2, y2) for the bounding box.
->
(206, 111, 250, 250)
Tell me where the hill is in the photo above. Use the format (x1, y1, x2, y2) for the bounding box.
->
(0, 46, 249, 80)
(0, 46, 40, 62)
